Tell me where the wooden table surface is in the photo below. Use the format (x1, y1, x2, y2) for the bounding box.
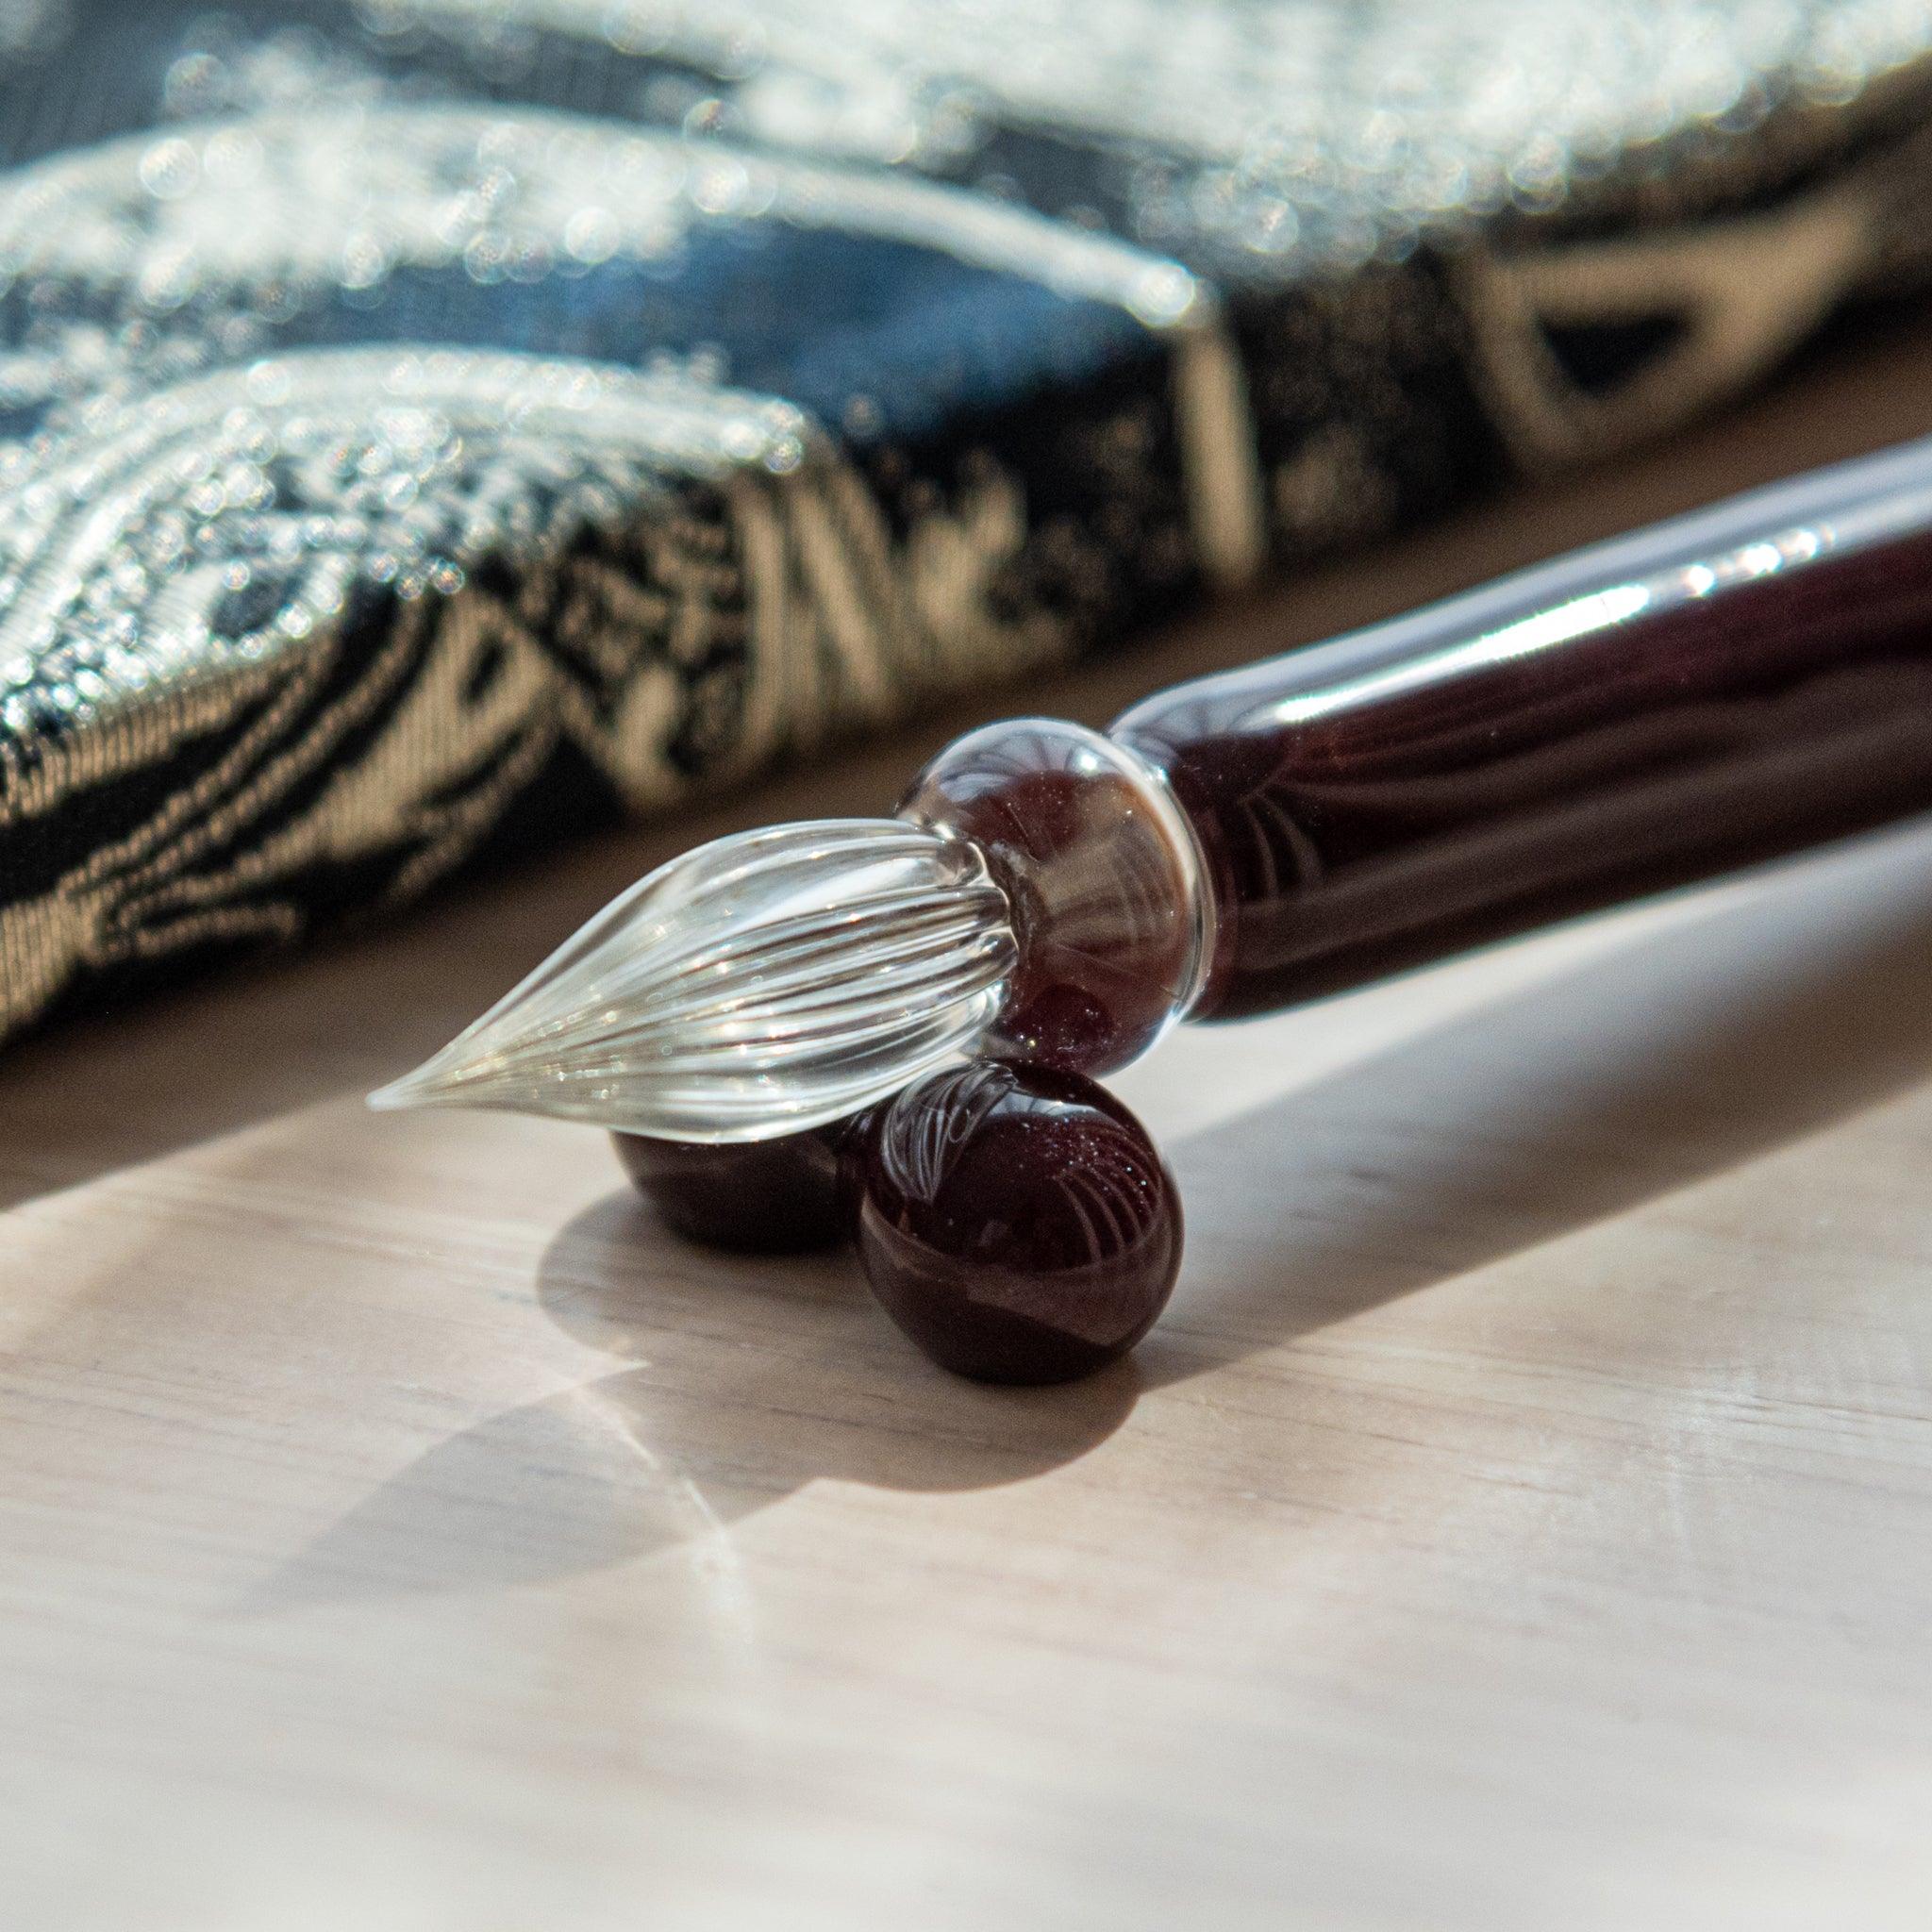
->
(11, 328, 1932, 1932)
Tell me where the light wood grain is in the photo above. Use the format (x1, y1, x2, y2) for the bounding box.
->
(10, 331, 1932, 1932)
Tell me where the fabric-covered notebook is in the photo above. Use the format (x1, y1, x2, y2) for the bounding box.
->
(5, 0, 1932, 1045)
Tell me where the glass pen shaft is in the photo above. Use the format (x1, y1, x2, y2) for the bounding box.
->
(1116, 434, 1932, 1019)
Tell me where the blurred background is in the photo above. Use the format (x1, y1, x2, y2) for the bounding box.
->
(9, 0, 1932, 1044)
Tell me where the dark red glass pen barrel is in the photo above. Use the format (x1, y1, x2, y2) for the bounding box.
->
(1115, 439, 1932, 1020)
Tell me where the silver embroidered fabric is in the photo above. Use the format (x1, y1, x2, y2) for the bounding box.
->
(3, 0, 1931, 1041)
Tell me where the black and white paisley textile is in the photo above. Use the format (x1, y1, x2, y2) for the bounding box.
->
(5, 0, 1932, 1041)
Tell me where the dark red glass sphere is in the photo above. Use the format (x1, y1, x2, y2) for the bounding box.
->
(612, 1124, 850, 1253)
(854, 1061, 1181, 1384)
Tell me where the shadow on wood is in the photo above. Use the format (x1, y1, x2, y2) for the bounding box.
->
(1145, 818, 1932, 1381)
(243, 1191, 1137, 1607)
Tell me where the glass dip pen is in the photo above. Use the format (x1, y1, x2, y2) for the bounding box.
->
(372, 431, 1932, 1146)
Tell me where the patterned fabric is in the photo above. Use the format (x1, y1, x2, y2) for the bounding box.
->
(5, 0, 1932, 1043)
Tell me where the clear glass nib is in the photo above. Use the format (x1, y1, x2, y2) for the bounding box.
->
(368, 819, 1017, 1142)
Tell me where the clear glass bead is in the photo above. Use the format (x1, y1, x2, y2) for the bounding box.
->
(897, 719, 1215, 1074)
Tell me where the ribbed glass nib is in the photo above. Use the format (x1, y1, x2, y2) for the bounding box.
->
(369, 820, 1018, 1142)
